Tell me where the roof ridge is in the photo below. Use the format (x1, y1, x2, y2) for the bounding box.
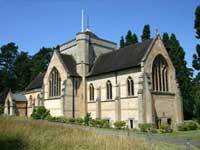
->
(96, 39, 153, 58)
(88, 39, 153, 76)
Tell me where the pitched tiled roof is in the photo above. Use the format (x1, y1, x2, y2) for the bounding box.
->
(25, 73, 45, 91)
(12, 93, 27, 101)
(60, 54, 79, 76)
(88, 39, 153, 76)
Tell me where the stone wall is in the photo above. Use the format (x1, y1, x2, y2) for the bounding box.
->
(87, 68, 142, 127)
(15, 101, 27, 116)
(25, 90, 41, 116)
(142, 36, 183, 125)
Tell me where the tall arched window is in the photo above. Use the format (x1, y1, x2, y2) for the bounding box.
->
(49, 68, 61, 97)
(152, 55, 168, 92)
(89, 84, 94, 101)
(127, 77, 134, 96)
(37, 94, 40, 106)
(7, 100, 10, 115)
(106, 80, 112, 100)
(29, 95, 32, 107)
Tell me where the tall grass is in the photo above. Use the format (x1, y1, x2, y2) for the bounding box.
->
(0, 117, 185, 150)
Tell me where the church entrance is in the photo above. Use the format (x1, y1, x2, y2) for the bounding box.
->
(158, 112, 172, 128)
(7, 100, 10, 115)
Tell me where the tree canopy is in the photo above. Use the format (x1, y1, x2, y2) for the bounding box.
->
(162, 33, 194, 119)
(0, 43, 54, 105)
(192, 5, 200, 122)
(141, 24, 151, 41)
(195, 5, 200, 39)
(120, 36, 125, 48)
(120, 30, 138, 48)
(30, 47, 53, 80)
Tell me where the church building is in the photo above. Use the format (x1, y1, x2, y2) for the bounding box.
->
(4, 31, 183, 128)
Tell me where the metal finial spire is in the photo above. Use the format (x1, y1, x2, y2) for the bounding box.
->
(81, 9, 84, 32)
(86, 14, 90, 31)
(156, 28, 159, 36)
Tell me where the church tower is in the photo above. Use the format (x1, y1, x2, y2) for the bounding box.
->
(59, 31, 117, 116)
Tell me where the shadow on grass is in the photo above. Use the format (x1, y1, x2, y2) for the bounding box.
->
(0, 138, 27, 150)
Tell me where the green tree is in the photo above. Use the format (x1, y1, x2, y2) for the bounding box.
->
(141, 24, 151, 41)
(132, 33, 138, 44)
(31, 106, 50, 120)
(192, 77, 200, 122)
(194, 5, 200, 39)
(193, 44, 200, 71)
(125, 30, 134, 46)
(120, 36, 125, 48)
(125, 30, 138, 46)
(0, 42, 18, 72)
(31, 47, 53, 80)
(0, 104, 3, 115)
(192, 5, 200, 122)
(14, 52, 32, 91)
(162, 34, 194, 119)
(162, 33, 170, 52)
(0, 43, 18, 104)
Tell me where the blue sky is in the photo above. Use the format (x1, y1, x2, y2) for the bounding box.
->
(0, 0, 199, 69)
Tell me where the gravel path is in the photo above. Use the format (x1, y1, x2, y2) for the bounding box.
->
(91, 128, 200, 148)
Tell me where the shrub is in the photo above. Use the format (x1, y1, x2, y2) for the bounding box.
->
(68, 118, 76, 124)
(130, 128, 140, 132)
(185, 121, 198, 130)
(75, 118, 84, 125)
(0, 104, 3, 115)
(177, 121, 198, 131)
(177, 123, 187, 131)
(90, 118, 110, 128)
(47, 116, 67, 123)
(159, 124, 173, 133)
(31, 106, 50, 120)
(138, 123, 155, 132)
(113, 121, 126, 129)
(83, 113, 92, 126)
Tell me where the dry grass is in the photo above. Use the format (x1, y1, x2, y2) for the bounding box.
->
(0, 117, 186, 150)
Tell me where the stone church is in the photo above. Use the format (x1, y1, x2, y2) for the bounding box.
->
(4, 31, 183, 128)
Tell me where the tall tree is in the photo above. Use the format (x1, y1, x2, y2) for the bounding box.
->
(141, 24, 151, 41)
(192, 44, 200, 71)
(192, 5, 200, 122)
(194, 5, 200, 39)
(162, 33, 194, 119)
(125, 30, 134, 46)
(31, 47, 53, 80)
(162, 33, 170, 52)
(14, 52, 32, 91)
(120, 36, 125, 48)
(0, 43, 18, 103)
(0, 42, 18, 71)
(132, 33, 138, 44)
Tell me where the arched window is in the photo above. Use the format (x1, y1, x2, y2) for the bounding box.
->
(89, 84, 94, 101)
(49, 68, 61, 97)
(29, 95, 32, 107)
(32, 99, 35, 107)
(106, 81, 112, 100)
(7, 100, 10, 115)
(152, 55, 168, 92)
(127, 77, 134, 96)
(37, 94, 40, 106)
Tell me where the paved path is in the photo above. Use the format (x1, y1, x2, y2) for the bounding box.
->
(94, 128, 200, 149)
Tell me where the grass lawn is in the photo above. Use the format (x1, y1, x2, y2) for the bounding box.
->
(0, 117, 190, 150)
(130, 128, 200, 140)
(159, 130, 200, 140)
